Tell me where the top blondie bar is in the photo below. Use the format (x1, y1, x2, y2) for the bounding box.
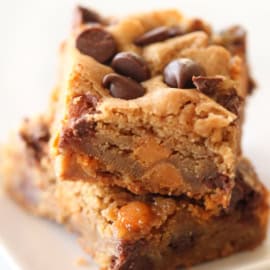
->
(51, 7, 252, 209)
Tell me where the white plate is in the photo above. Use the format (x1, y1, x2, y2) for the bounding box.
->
(0, 191, 98, 270)
(0, 0, 270, 269)
(0, 191, 269, 270)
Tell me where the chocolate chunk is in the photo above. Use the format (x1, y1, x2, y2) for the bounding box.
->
(112, 241, 154, 270)
(248, 76, 256, 94)
(203, 173, 231, 190)
(69, 94, 99, 118)
(59, 119, 96, 149)
(219, 25, 246, 56)
(118, 255, 153, 270)
(20, 120, 50, 161)
(163, 58, 206, 88)
(134, 26, 183, 46)
(76, 26, 117, 63)
(71, 118, 96, 137)
(73, 6, 102, 28)
(228, 168, 260, 212)
(103, 73, 145, 99)
(192, 76, 242, 114)
(218, 91, 242, 115)
(169, 232, 195, 252)
(112, 52, 150, 82)
(192, 76, 223, 95)
(229, 177, 248, 210)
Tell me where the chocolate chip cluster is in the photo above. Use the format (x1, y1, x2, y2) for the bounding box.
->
(103, 52, 150, 99)
(76, 24, 151, 99)
(74, 7, 221, 101)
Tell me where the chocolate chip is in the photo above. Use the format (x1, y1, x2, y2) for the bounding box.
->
(227, 166, 260, 212)
(103, 73, 145, 99)
(76, 26, 117, 63)
(219, 25, 246, 56)
(134, 26, 183, 46)
(169, 232, 195, 252)
(118, 256, 153, 270)
(229, 179, 246, 210)
(71, 118, 96, 137)
(248, 76, 256, 94)
(69, 94, 99, 118)
(163, 58, 206, 88)
(59, 118, 97, 149)
(204, 173, 231, 190)
(192, 76, 242, 114)
(73, 6, 102, 28)
(192, 76, 223, 96)
(113, 241, 154, 270)
(112, 52, 150, 82)
(218, 91, 242, 115)
(20, 121, 50, 161)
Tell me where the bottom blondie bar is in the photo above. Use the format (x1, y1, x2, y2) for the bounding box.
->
(1, 117, 269, 270)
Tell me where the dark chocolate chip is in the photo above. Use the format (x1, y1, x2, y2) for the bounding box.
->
(76, 26, 117, 63)
(192, 76, 242, 114)
(227, 166, 260, 212)
(59, 118, 97, 149)
(69, 94, 99, 118)
(217, 91, 242, 115)
(112, 52, 150, 82)
(118, 255, 153, 270)
(71, 118, 96, 137)
(112, 241, 154, 270)
(248, 76, 256, 94)
(192, 76, 223, 96)
(20, 121, 50, 161)
(73, 6, 102, 28)
(134, 26, 183, 46)
(169, 232, 195, 252)
(220, 25, 246, 56)
(229, 180, 246, 211)
(163, 58, 206, 88)
(204, 173, 231, 190)
(103, 73, 145, 99)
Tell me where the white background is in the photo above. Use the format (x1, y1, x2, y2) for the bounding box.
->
(0, 1, 270, 269)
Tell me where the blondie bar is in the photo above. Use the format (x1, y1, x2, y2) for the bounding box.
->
(50, 8, 251, 209)
(2, 117, 268, 270)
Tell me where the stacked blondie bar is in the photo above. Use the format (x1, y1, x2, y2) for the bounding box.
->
(1, 6, 269, 270)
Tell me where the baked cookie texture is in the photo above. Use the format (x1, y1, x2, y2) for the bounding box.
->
(1, 7, 267, 270)
(50, 8, 251, 210)
(1, 116, 268, 270)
